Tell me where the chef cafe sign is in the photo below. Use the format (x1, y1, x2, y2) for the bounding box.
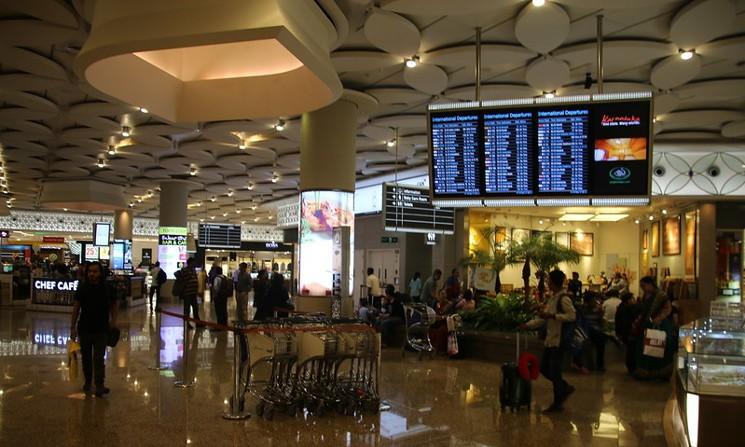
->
(33, 279, 80, 292)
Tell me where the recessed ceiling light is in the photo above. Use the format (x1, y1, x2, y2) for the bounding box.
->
(538, 219, 544, 224)
(222, 212, 228, 217)
(210, 216, 216, 220)
(589, 214, 628, 222)
(199, 218, 205, 222)
(274, 120, 285, 131)
(679, 49, 694, 61)
(559, 213, 594, 221)
(634, 219, 640, 224)
(543, 90, 556, 99)
(405, 56, 419, 68)
(661, 209, 668, 215)
(648, 215, 655, 221)
(532, 0, 546, 6)
(235, 209, 241, 214)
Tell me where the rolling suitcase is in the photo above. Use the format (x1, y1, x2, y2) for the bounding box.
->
(499, 332, 532, 412)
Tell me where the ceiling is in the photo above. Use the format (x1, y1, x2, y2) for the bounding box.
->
(1, 0, 744, 224)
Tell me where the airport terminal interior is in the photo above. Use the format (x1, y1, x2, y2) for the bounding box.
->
(1, 0, 745, 446)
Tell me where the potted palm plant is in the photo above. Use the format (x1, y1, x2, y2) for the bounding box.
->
(460, 226, 509, 293)
(509, 233, 580, 301)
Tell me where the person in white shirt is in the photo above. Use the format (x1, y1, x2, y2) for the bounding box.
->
(521, 269, 576, 413)
(366, 268, 383, 309)
(602, 290, 623, 325)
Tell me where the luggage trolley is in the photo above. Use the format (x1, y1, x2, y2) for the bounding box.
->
(239, 320, 298, 420)
(402, 303, 436, 359)
(332, 323, 381, 415)
(294, 324, 340, 416)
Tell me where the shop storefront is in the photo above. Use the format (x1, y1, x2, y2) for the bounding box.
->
(202, 240, 294, 280)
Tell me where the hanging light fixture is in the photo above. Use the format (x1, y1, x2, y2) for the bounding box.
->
(107, 145, 117, 156)
(405, 56, 419, 68)
(247, 181, 255, 190)
(210, 196, 217, 202)
(189, 165, 198, 176)
(679, 49, 695, 61)
(532, 0, 546, 7)
(271, 172, 279, 183)
(120, 126, 132, 137)
(274, 119, 286, 131)
(238, 140, 247, 150)
(137, 106, 149, 113)
(96, 156, 106, 168)
(227, 189, 234, 197)
(386, 139, 396, 148)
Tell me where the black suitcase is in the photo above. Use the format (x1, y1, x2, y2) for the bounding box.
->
(499, 333, 532, 412)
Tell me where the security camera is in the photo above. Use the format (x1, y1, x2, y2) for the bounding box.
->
(653, 166, 666, 177)
(707, 166, 720, 177)
(584, 72, 593, 90)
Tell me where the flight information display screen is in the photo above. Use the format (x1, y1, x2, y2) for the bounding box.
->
(430, 112, 481, 196)
(198, 223, 242, 249)
(428, 96, 651, 200)
(384, 184, 455, 234)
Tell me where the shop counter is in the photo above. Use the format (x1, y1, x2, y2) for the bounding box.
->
(27, 277, 79, 313)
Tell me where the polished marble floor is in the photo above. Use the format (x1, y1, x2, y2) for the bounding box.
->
(0, 302, 670, 447)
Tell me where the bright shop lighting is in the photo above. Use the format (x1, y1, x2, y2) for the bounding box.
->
(559, 214, 594, 222)
(589, 214, 628, 222)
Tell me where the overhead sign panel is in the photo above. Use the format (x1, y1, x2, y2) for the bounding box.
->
(384, 183, 455, 235)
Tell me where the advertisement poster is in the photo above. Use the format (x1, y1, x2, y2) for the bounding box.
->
(663, 216, 681, 256)
(158, 226, 187, 278)
(684, 211, 697, 276)
(298, 191, 354, 296)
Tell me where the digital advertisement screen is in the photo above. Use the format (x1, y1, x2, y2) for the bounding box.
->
(428, 96, 651, 199)
(384, 184, 455, 234)
(93, 222, 110, 246)
(111, 242, 124, 270)
(158, 227, 187, 278)
(298, 191, 354, 296)
(84, 245, 99, 261)
(98, 246, 110, 260)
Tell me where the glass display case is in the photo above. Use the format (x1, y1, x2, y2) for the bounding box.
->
(678, 317, 745, 396)
(674, 316, 745, 447)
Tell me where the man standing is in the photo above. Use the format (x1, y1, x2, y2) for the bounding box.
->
(70, 262, 117, 397)
(420, 269, 442, 309)
(175, 257, 202, 328)
(366, 267, 383, 309)
(521, 269, 576, 413)
(210, 267, 230, 327)
(567, 271, 583, 302)
(235, 262, 252, 321)
(149, 261, 166, 310)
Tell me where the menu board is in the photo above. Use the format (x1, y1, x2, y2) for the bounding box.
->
(384, 184, 455, 234)
(428, 96, 651, 200)
(198, 223, 242, 249)
(430, 113, 481, 196)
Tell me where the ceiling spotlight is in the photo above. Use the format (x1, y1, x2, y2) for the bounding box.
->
(199, 218, 205, 222)
(532, 0, 546, 6)
(274, 120, 286, 132)
(235, 209, 241, 214)
(194, 127, 201, 133)
(96, 157, 106, 168)
(136, 197, 142, 203)
(210, 215, 216, 220)
(107, 145, 117, 156)
(271, 173, 279, 183)
(196, 201, 202, 207)
(222, 212, 228, 217)
(386, 139, 396, 148)
(227, 189, 234, 197)
(250, 205, 257, 211)
(189, 166, 198, 176)
(648, 215, 654, 221)
(147, 190, 154, 198)
(538, 219, 544, 225)
(63, 208, 68, 212)
(543, 90, 556, 99)
(268, 215, 273, 220)
(238, 140, 247, 150)
(120, 126, 131, 137)
(679, 49, 694, 61)
(662, 209, 668, 215)
(137, 106, 148, 113)
(129, 202, 134, 208)
(405, 56, 419, 68)
(241, 220, 246, 224)
(210, 196, 217, 202)
(247, 181, 255, 190)
(254, 217, 260, 222)
(634, 219, 640, 224)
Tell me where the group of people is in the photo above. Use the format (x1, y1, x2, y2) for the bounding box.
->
(521, 269, 679, 413)
(170, 259, 294, 329)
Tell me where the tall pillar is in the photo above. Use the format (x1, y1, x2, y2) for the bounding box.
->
(113, 209, 133, 240)
(158, 180, 193, 289)
(698, 203, 717, 315)
(297, 99, 357, 312)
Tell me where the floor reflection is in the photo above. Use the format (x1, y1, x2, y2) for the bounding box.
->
(0, 304, 670, 446)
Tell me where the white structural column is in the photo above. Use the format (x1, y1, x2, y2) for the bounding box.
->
(297, 99, 358, 312)
(159, 180, 190, 228)
(157, 180, 194, 292)
(113, 209, 133, 240)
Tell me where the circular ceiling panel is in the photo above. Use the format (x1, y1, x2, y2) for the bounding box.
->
(555, 0, 678, 9)
(675, 78, 745, 102)
(331, 50, 401, 72)
(660, 109, 745, 131)
(0, 46, 67, 80)
(514, 1, 570, 54)
(0, 73, 67, 91)
(0, 90, 58, 113)
(381, 0, 519, 15)
(654, 93, 680, 115)
(48, 167, 90, 178)
(650, 54, 701, 90)
(669, 0, 736, 49)
(722, 120, 745, 138)
(553, 39, 674, 71)
(445, 83, 539, 101)
(0, 0, 78, 27)
(0, 19, 79, 47)
(424, 44, 535, 69)
(143, 168, 172, 179)
(364, 9, 421, 57)
(655, 130, 722, 140)
(558, 81, 651, 96)
(371, 114, 426, 131)
(698, 35, 745, 59)
(403, 63, 448, 95)
(361, 125, 395, 141)
(525, 56, 570, 91)
(366, 87, 431, 106)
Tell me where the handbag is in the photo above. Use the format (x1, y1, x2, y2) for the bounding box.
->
(643, 327, 666, 358)
(107, 327, 121, 347)
(447, 332, 459, 356)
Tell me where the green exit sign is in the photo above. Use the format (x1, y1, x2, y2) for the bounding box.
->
(381, 236, 399, 243)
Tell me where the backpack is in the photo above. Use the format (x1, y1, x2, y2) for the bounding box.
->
(156, 269, 167, 285)
(172, 269, 185, 297)
(219, 275, 234, 297)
